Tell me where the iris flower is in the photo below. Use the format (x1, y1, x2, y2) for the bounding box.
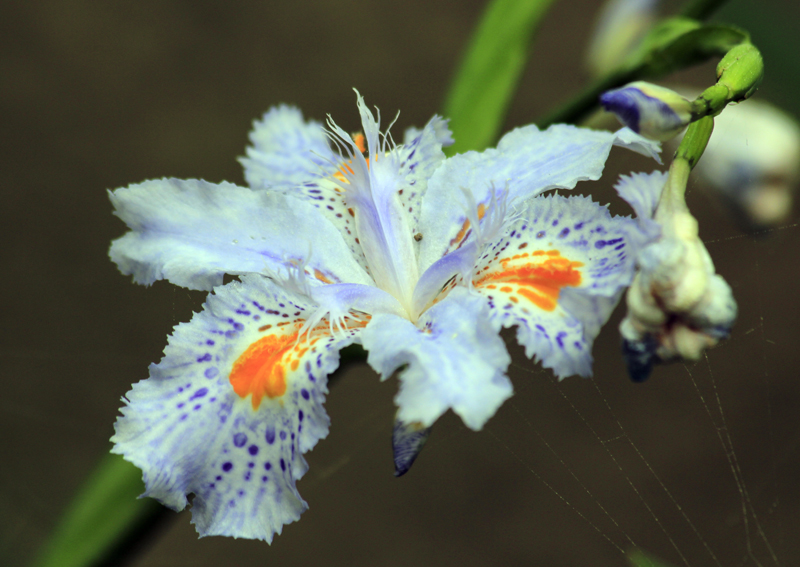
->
(109, 92, 660, 541)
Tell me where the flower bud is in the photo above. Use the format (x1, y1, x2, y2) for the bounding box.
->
(716, 43, 764, 102)
(600, 82, 693, 141)
(617, 166, 737, 382)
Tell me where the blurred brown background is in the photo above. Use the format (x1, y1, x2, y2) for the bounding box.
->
(2, 1, 800, 566)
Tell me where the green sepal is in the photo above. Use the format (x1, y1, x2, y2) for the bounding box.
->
(637, 21, 750, 77)
(716, 42, 764, 100)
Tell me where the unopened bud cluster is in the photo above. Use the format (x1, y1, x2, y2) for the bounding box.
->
(620, 161, 737, 381)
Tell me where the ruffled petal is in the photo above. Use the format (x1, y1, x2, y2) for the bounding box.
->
(614, 170, 668, 242)
(395, 115, 453, 230)
(109, 178, 372, 291)
(417, 125, 660, 274)
(361, 287, 512, 430)
(111, 274, 361, 541)
(472, 194, 645, 378)
(614, 170, 666, 222)
(240, 105, 338, 189)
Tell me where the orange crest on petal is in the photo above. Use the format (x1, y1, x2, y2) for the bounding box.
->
(475, 249, 583, 312)
(230, 330, 310, 409)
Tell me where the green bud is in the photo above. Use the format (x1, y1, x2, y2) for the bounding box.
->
(716, 43, 764, 101)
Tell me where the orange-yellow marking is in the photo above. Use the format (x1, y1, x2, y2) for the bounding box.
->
(230, 330, 315, 409)
(352, 132, 366, 154)
(475, 249, 583, 312)
(314, 268, 333, 284)
(230, 313, 372, 410)
(448, 203, 487, 248)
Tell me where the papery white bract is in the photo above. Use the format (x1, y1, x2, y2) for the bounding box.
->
(109, 92, 659, 541)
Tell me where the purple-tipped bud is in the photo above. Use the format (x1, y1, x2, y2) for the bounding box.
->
(600, 82, 693, 142)
(392, 418, 432, 477)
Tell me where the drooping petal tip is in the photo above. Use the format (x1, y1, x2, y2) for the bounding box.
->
(392, 418, 432, 477)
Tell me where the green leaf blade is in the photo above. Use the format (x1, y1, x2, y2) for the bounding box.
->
(30, 453, 162, 567)
(443, 0, 557, 154)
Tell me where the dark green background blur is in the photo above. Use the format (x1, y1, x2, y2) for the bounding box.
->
(2, 1, 799, 566)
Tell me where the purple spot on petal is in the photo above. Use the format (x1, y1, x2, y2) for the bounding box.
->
(279, 430, 287, 441)
(265, 427, 276, 444)
(280, 459, 286, 471)
(204, 367, 219, 379)
(248, 445, 259, 456)
(233, 433, 247, 447)
(196, 353, 212, 363)
(190, 387, 208, 400)
(222, 462, 233, 472)
(264, 462, 272, 471)
(301, 388, 310, 400)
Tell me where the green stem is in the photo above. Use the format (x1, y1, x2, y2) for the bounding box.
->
(536, 67, 638, 128)
(537, 0, 733, 127)
(674, 115, 714, 169)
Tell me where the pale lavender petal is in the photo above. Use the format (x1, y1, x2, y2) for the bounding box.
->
(109, 178, 372, 291)
(361, 287, 512, 430)
(614, 170, 668, 243)
(417, 124, 660, 274)
(112, 274, 361, 541)
(397, 115, 453, 229)
(472, 194, 647, 378)
(240, 105, 338, 189)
